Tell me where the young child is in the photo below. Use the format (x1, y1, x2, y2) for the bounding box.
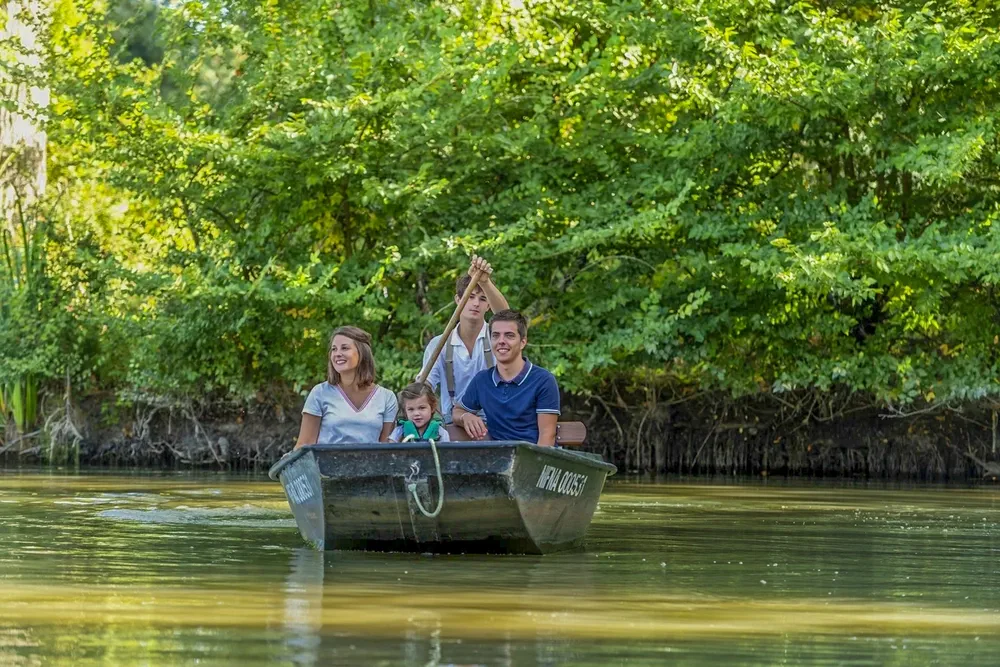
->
(388, 382, 451, 443)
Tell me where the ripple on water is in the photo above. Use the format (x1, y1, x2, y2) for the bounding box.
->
(99, 506, 296, 529)
(2, 474, 999, 666)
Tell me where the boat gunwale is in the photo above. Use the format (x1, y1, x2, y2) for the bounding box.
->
(268, 441, 617, 480)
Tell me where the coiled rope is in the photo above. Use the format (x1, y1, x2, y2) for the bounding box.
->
(403, 435, 445, 518)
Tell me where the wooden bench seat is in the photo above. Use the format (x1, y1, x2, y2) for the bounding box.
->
(444, 421, 587, 447)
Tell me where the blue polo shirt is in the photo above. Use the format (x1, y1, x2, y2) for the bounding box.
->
(457, 359, 561, 442)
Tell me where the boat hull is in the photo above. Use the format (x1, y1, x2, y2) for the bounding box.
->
(268, 442, 616, 554)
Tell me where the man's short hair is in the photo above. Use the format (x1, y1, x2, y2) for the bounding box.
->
(489, 309, 528, 339)
(455, 273, 484, 297)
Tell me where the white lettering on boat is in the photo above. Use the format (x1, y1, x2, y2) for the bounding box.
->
(284, 466, 316, 505)
(535, 464, 589, 497)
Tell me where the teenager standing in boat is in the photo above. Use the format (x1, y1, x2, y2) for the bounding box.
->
(452, 309, 560, 446)
(421, 255, 510, 424)
(295, 326, 398, 448)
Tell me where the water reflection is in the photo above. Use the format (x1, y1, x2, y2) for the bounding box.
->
(279, 546, 599, 665)
(283, 549, 324, 666)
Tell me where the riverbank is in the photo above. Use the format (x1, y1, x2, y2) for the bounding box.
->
(3, 392, 999, 479)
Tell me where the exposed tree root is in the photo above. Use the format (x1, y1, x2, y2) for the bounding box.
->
(42, 370, 83, 464)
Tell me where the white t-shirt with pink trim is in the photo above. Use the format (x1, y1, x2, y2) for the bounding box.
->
(302, 382, 398, 444)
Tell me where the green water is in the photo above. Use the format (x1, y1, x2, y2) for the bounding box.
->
(0, 472, 998, 665)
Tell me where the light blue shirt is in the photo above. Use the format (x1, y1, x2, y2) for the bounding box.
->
(302, 382, 398, 444)
(422, 322, 492, 423)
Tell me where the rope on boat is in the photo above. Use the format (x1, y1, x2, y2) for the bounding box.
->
(403, 435, 445, 518)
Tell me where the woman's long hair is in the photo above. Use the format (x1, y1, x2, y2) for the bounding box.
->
(327, 326, 376, 388)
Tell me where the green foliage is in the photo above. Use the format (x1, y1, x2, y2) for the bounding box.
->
(4, 376, 36, 432)
(13, 0, 1000, 412)
(0, 197, 88, 431)
(0, 192, 46, 433)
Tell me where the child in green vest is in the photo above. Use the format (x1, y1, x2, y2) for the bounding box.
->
(388, 382, 451, 442)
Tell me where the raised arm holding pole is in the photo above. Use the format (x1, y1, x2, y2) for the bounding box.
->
(416, 269, 484, 385)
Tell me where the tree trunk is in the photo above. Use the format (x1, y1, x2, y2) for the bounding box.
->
(655, 409, 671, 473)
(1, 0, 48, 222)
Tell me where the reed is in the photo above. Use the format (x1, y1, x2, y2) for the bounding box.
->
(6, 376, 38, 433)
(1, 189, 44, 435)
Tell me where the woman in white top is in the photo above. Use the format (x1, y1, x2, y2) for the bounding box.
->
(295, 326, 398, 447)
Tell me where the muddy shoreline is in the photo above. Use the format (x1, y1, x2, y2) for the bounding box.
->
(3, 394, 999, 480)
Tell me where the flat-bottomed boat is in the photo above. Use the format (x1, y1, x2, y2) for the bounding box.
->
(269, 439, 616, 554)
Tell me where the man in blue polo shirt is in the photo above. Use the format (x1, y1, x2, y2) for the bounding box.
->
(452, 309, 560, 446)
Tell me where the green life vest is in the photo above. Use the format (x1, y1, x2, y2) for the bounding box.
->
(401, 418, 443, 442)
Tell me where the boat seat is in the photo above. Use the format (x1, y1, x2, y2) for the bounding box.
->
(444, 421, 587, 446)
